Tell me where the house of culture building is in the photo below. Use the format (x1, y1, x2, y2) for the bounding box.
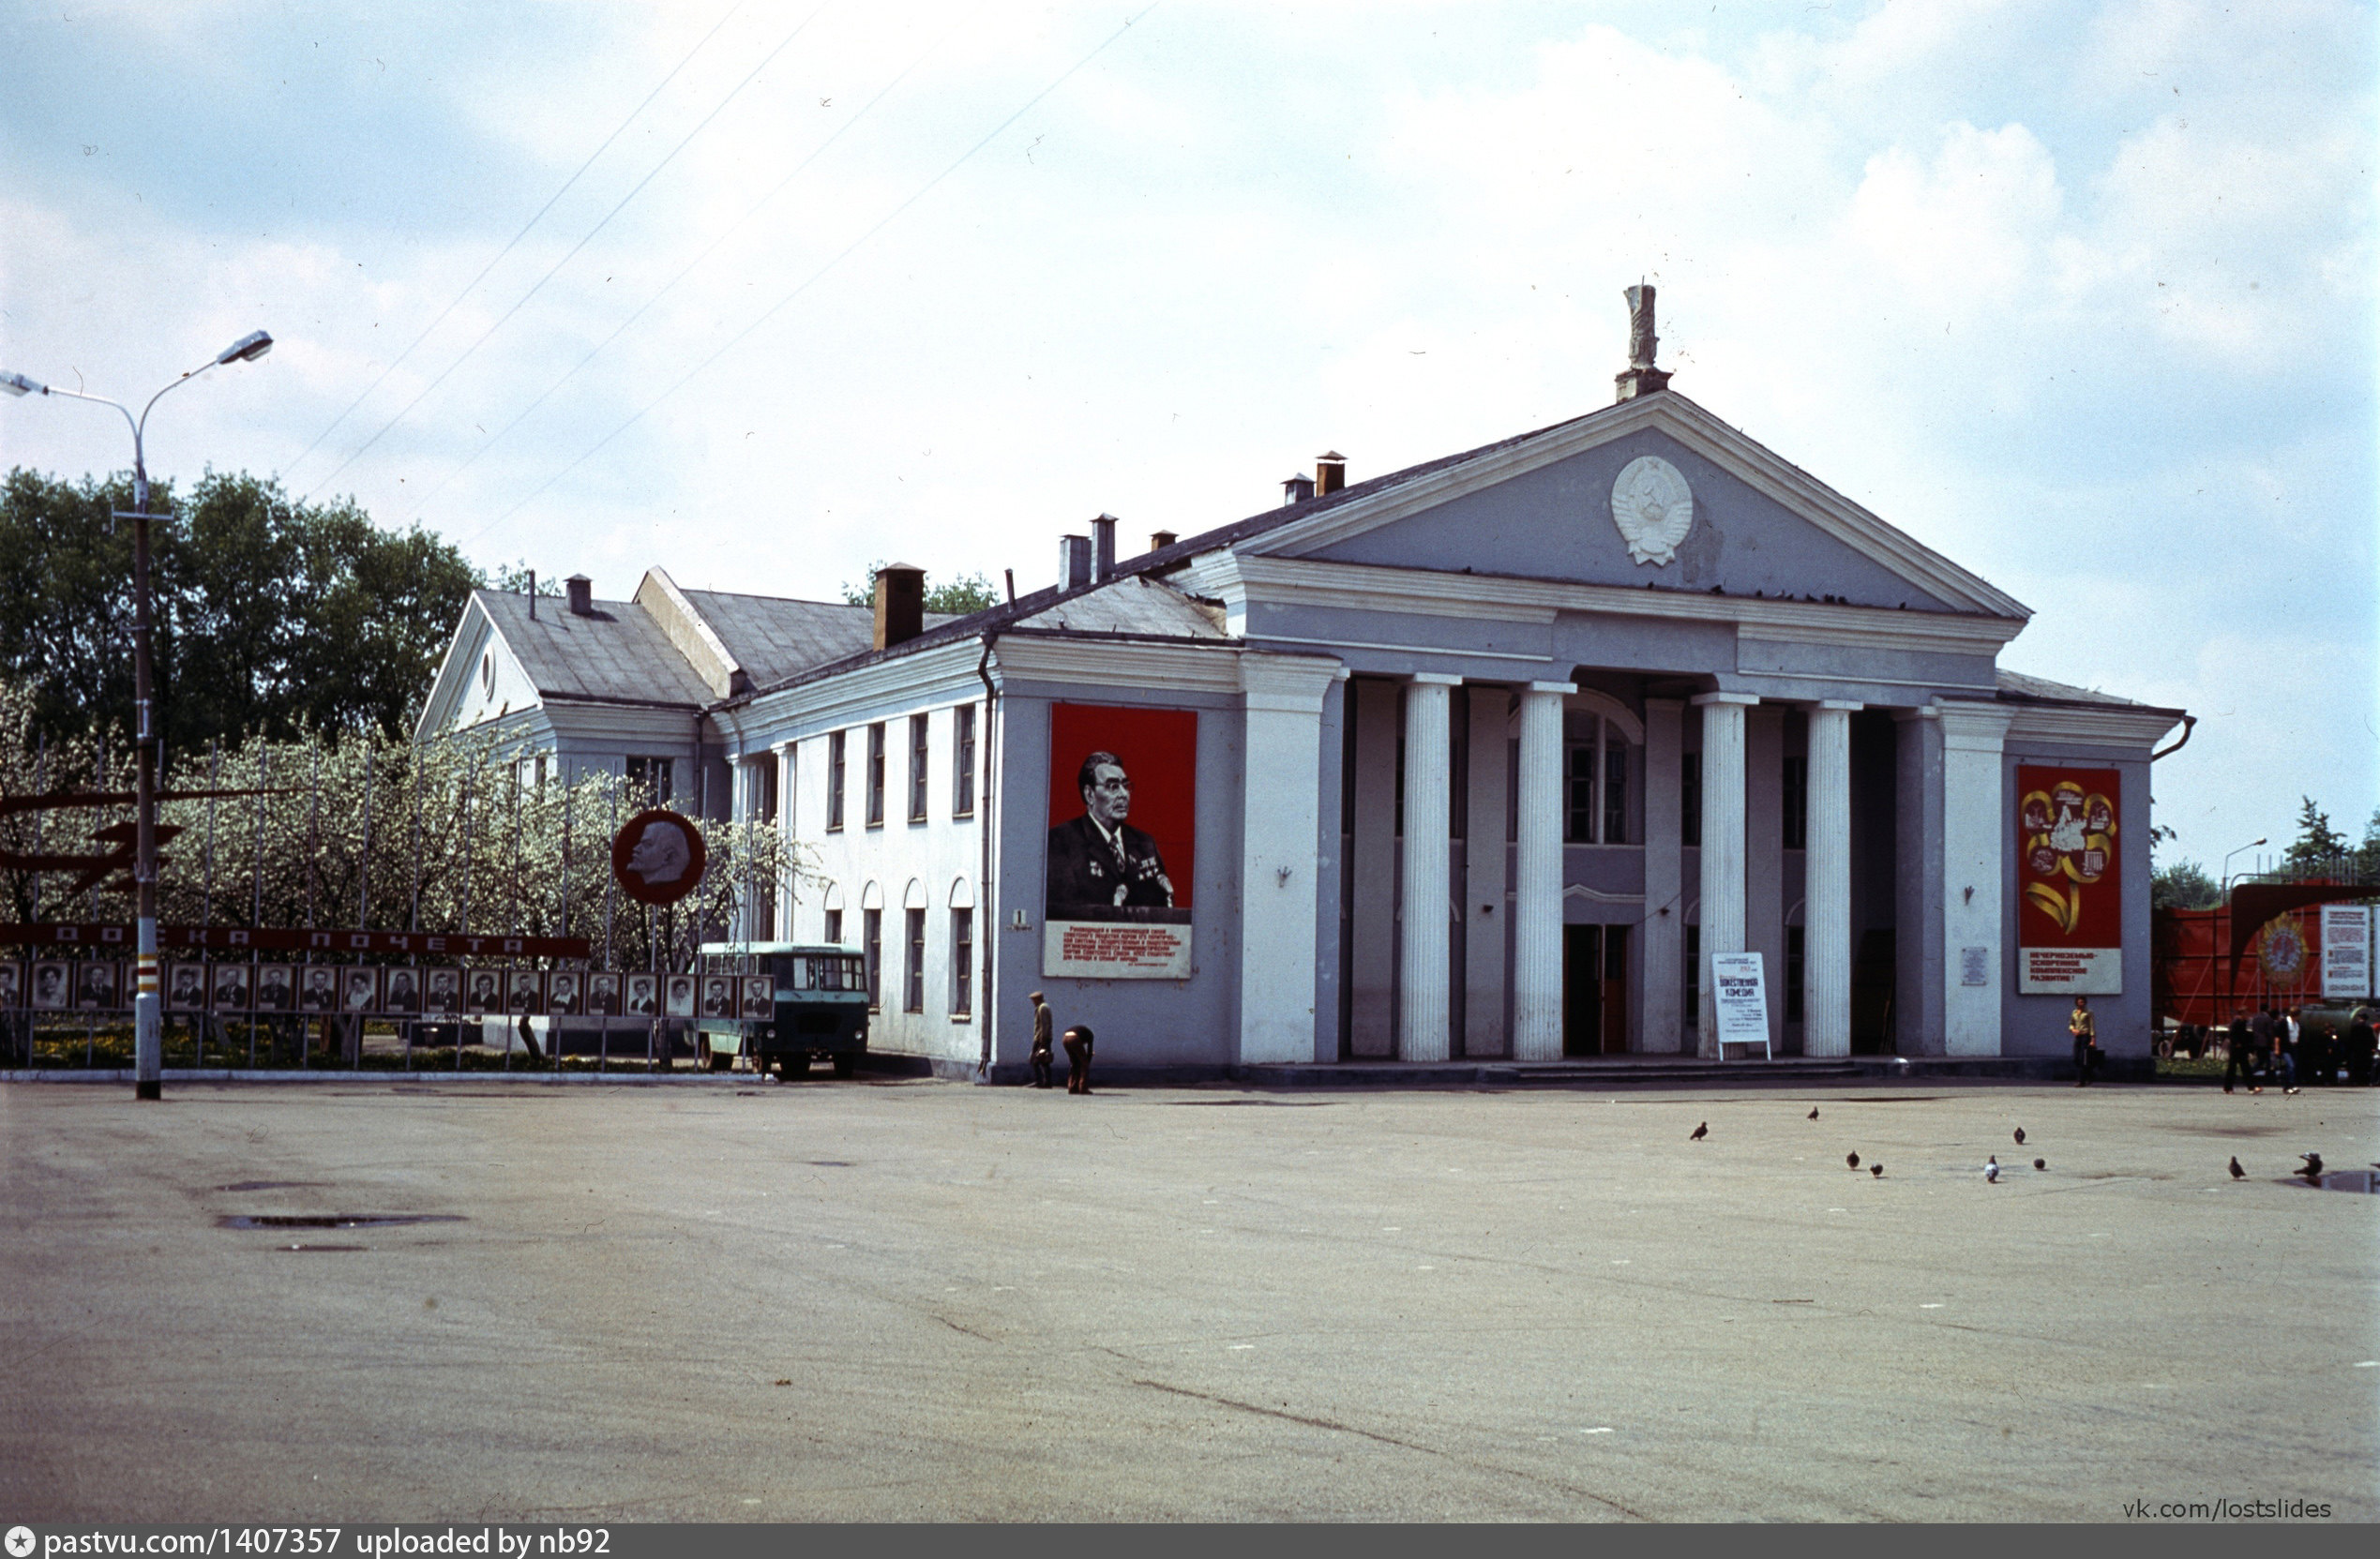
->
(416, 293, 2188, 1077)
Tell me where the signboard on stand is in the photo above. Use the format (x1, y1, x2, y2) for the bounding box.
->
(2017, 766, 2123, 994)
(1710, 952, 1771, 1057)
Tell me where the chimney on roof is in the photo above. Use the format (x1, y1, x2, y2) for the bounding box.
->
(873, 562, 925, 650)
(527, 569, 536, 620)
(565, 574, 594, 616)
(1091, 514, 1118, 580)
(1614, 282, 1673, 401)
(1059, 533, 1091, 592)
(1281, 472, 1315, 506)
(1149, 529, 1178, 552)
(1315, 452, 1347, 497)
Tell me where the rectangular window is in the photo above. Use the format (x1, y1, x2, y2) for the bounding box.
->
(626, 756, 673, 807)
(1684, 924, 1701, 1027)
(950, 907, 973, 1016)
(1567, 741, 1597, 843)
(1603, 736, 1628, 846)
(744, 757, 778, 824)
(863, 908, 882, 1009)
(826, 732, 847, 832)
(1680, 752, 1702, 848)
(904, 907, 926, 1012)
(908, 713, 929, 822)
(823, 907, 843, 947)
(866, 722, 886, 827)
(1786, 925, 1806, 1023)
(953, 704, 978, 817)
(1783, 755, 1808, 851)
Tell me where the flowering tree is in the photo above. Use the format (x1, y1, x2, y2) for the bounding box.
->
(0, 677, 812, 973)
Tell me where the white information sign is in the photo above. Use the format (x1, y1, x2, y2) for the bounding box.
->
(2322, 904, 2373, 1000)
(1710, 952, 1771, 1057)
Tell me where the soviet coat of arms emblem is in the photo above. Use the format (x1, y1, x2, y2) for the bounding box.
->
(1610, 455, 1695, 564)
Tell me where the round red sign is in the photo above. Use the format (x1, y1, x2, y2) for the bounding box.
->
(610, 808, 708, 907)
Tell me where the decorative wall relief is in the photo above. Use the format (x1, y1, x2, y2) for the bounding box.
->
(1610, 456, 1695, 565)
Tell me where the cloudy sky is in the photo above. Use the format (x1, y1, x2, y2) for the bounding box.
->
(2, 0, 2372, 872)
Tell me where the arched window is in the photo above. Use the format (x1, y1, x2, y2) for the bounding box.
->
(1559, 692, 1643, 845)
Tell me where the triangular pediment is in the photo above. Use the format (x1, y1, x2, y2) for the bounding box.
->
(1243, 394, 2026, 619)
(413, 596, 547, 741)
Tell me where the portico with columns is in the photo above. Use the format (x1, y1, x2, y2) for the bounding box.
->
(1152, 291, 2183, 1071)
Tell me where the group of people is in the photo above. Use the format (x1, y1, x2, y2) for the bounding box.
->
(2221, 1004, 2377, 1093)
(1026, 991, 1096, 1094)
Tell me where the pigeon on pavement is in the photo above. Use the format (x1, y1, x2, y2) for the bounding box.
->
(1690, 1121, 1708, 1141)
(1846, 1151, 1860, 1170)
(1808, 1107, 1819, 1119)
(2228, 1156, 2246, 1180)
(2298, 1152, 2324, 1181)
(2032, 1159, 2046, 1171)
(1869, 1162, 1885, 1177)
(2013, 1127, 2026, 1146)
(1984, 1156, 2000, 1183)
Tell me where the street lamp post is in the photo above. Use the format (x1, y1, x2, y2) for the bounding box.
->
(4, 331, 273, 1100)
(2222, 838, 2268, 894)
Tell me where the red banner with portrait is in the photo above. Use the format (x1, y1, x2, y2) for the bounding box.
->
(2016, 765, 2122, 994)
(1043, 703, 1197, 979)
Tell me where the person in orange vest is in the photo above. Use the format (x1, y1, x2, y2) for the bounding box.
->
(2068, 996, 2098, 1087)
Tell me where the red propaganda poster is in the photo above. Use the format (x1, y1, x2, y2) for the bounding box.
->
(1043, 703, 1197, 980)
(2016, 765, 2122, 994)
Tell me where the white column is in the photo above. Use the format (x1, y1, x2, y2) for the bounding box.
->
(1513, 680, 1574, 1061)
(775, 743, 797, 940)
(1693, 692, 1756, 1057)
(1239, 653, 1343, 1065)
(1398, 674, 1459, 1062)
(1804, 702, 1860, 1057)
(1938, 701, 2015, 1057)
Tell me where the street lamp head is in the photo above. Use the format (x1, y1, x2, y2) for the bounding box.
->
(1, 370, 46, 397)
(215, 330, 273, 366)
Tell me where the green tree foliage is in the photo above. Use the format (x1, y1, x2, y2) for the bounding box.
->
(839, 562, 1002, 615)
(2151, 860, 2221, 909)
(0, 468, 481, 753)
(2282, 795, 2351, 875)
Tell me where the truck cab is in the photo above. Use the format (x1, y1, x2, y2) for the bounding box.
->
(694, 941, 870, 1077)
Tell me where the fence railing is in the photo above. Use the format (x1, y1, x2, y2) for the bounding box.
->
(2, 722, 806, 1072)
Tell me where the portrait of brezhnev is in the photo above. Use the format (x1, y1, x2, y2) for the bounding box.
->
(1046, 749, 1175, 917)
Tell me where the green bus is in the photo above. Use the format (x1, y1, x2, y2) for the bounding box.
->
(694, 941, 869, 1078)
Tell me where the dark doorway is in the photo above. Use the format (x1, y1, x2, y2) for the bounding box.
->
(1852, 928, 1896, 1055)
(1563, 924, 1630, 1056)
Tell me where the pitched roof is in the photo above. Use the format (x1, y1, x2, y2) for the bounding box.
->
(1995, 668, 2169, 710)
(474, 590, 714, 708)
(680, 589, 959, 690)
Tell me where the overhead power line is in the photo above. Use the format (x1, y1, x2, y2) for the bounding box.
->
(279, 1, 744, 485)
(301, 1, 835, 504)
(461, 4, 1162, 549)
(402, 34, 949, 528)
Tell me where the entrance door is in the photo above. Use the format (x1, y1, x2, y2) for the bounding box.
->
(1563, 926, 1602, 1057)
(1562, 925, 1631, 1056)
